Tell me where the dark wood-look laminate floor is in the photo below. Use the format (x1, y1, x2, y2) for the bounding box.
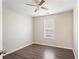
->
(3, 44, 75, 59)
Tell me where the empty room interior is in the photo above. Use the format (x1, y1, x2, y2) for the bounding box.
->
(3, 0, 78, 59)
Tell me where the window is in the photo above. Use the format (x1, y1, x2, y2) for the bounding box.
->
(44, 18, 55, 39)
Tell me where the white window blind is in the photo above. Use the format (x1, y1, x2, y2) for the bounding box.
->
(44, 19, 55, 39)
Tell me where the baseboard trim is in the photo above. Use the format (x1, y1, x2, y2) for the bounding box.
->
(33, 42, 73, 50)
(4, 43, 33, 56)
(73, 49, 78, 59)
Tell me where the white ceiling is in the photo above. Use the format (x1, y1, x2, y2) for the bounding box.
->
(3, 0, 74, 17)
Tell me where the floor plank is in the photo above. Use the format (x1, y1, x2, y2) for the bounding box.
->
(3, 44, 75, 59)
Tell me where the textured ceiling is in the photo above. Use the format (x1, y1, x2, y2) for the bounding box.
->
(3, 0, 74, 17)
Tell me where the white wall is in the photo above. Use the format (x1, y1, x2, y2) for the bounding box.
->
(0, 0, 2, 58)
(73, 0, 78, 58)
(0, 0, 2, 50)
(3, 8, 33, 53)
(33, 11, 73, 49)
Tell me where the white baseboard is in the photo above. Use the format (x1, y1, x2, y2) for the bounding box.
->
(33, 42, 73, 50)
(4, 43, 33, 56)
(73, 49, 78, 59)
